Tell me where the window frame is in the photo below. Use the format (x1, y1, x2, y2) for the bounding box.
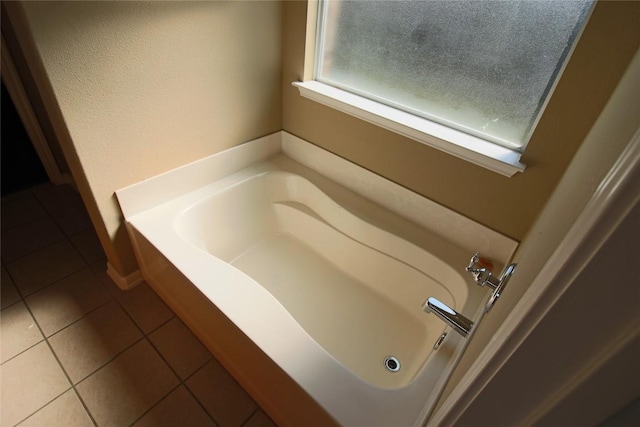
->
(293, 0, 593, 177)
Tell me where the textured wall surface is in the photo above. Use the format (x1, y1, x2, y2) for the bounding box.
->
(18, 1, 282, 275)
(283, 1, 639, 241)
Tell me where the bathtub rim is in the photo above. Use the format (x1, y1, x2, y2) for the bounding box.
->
(116, 131, 518, 265)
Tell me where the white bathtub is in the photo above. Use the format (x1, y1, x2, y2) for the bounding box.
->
(117, 132, 517, 426)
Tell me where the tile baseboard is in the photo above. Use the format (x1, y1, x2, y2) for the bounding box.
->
(106, 263, 143, 290)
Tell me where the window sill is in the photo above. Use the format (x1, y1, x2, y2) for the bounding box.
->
(293, 81, 526, 177)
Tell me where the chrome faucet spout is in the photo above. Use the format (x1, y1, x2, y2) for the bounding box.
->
(422, 297, 474, 338)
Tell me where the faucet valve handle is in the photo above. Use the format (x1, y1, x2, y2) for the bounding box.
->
(465, 252, 518, 313)
(466, 252, 494, 273)
(473, 268, 493, 286)
(466, 252, 495, 286)
(465, 252, 481, 272)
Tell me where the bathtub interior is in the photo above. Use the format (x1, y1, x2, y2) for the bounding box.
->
(174, 169, 472, 389)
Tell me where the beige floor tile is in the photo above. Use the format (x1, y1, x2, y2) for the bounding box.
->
(89, 260, 113, 286)
(1, 190, 28, 203)
(1, 266, 21, 309)
(76, 339, 179, 427)
(6, 240, 86, 296)
(149, 317, 212, 380)
(1, 217, 66, 262)
(243, 410, 277, 427)
(0, 301, 44, 363)
(113, 282, 174, 334)
(70, 229, 105, 264)
(32, 184, 83, 214)
(17, 389, 93, 427)
(0, 188, 34, 203)
(1, 193, 47, 230)
(91, 262, 174, 333)
(49, 300, 143, 383)
(26, 268, 112, 336)
(187, 359, 257, 427)
(50, 204, 93, 237)
(0, 341, 71, 426)
(132, 386, 216, 427)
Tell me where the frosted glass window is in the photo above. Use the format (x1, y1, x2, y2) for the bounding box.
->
(315, 0, 593, 151)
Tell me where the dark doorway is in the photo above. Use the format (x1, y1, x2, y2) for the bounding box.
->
(1, 78, 49, 196)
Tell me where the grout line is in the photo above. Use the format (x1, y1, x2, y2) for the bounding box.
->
(0, 271, 22, 312)
(145, 326, 183, 380)
(2, 232, 83, 264)
(0, 299, 22, 311)
(55, 336, 157, 427)
(72, 388, 99, 427)
(44, 297, 118, 341)
(41, 337, 100, 427)
(72, 335, 148, 388)
(1, 235, 65, 265)
(0, 217, 67, 262)
(183, 376, 223, 427)
(5, 252, 92, 301)
(1, 183, 88, 265)
(241, 408, 260, 426)
(140, 335, 220, 426)
(10, 385, 76, 426)
(104, 280, 176, 338)
(122, 335, 220, 427)
(37, 276, 115, 339)
(144, 313, 175, 337)
(0, 334, 46, 366)
(21, 273, 115, 339)
(2, 260, 31, 302)
(125, 382, 183, 427)
(184, 358, 210, 383)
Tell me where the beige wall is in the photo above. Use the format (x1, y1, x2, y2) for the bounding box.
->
(12, 1, 282, 276)
(283, 1, 640, 241)
(10, 0, 639, 276)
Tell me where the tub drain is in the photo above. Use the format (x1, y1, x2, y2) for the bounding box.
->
(384, 356, 401, 372)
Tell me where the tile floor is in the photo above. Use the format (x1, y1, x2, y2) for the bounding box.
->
(1, 183, 276, 427)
